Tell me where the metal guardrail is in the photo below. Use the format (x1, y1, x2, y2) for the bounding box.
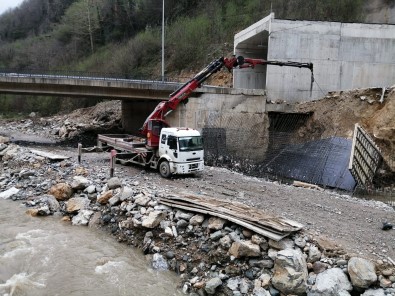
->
(0, 69, 191, 84)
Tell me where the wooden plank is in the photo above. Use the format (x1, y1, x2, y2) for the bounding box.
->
(159, 200, 287, 241)
(30, 149, 70, 160)
(159, 198, 287, 236)
(162, 194, 303, 232)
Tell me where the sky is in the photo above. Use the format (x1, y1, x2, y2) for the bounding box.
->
(0, 0, 25, 16)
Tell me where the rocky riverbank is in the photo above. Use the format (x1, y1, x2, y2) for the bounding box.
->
(1, 136, 395, 296)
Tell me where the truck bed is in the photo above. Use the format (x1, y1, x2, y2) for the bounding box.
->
(97, 134, 148, 152)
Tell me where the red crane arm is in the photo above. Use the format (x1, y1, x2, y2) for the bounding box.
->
(140, 55, 314, 140)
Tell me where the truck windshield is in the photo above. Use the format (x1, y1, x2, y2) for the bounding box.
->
(178, 136, 203, 152)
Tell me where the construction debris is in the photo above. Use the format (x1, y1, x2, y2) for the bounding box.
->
(349, 123, 383, 189)
(159, 193, 303, 241)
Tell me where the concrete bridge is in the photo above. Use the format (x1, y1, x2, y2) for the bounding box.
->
(0, 73, 276, 137)
(0, 73, 233, 101)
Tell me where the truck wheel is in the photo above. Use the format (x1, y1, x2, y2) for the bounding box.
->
(159, 161, 171, 178)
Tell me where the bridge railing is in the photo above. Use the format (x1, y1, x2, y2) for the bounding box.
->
(0, 69, 191, 84)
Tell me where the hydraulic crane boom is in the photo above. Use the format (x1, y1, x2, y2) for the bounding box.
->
(141, 55, 313, 148)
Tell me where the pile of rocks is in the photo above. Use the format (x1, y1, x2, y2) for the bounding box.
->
(1, 141, 395, 296)
(0, 100, 122, 143)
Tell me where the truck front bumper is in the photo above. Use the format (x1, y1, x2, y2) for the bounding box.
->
(172, 161, 204, 175)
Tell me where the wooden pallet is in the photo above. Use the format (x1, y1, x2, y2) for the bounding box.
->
(159, 193, 303, 241)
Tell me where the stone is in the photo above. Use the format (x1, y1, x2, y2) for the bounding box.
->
(175, 210, 193, 221)
(207, 217, 226, 230)
(309, 268, 352, 296)
(152, 253, 168, 270)
(190, 214, 205, 225)
(210, 230, 224, 241)
(308, 245, 322, 263)
(97, 191, 113, 204)
(220, 235, 232, 249)
(336, 259, 348, 267)
(251, 234, 266, 246)
(379, 277, 392, 288)
(205, 277, 222, 295)
(49, 183, 73, 201)
(229, 240, 261, 258)
(239, 278, 252, 294)
(242, 229, 253, 238)
(381, 268, 393, 276)
(135, 195, 151, 206)
(37, 206, 51, 216)
(119, 218, 134, 230)
(259, 273, 271, 288)
(0, 187, 20, 199)
(295, 236, 307, 248)
(72, 210, 94, 226)
(18, 169, 35, 179)
(252, 287, 271, 296)
(0, 136, 10, 143)
(313, 261, 329, 274)
(108, 195, 120, 206)
(361, 288, 385, 296)
(71, 176, 90, 190)
(119, 186, 134, 201)
(40, 194, 60, 212)
(272, 249, 308, 295)
(66, 197, 90, 213)
(26, 209, 39, 216)
(89, 212, 102, 228)
(107, 177, 121, 189)
(85, 185, 96, 194)
(176, 219, 188, 229)
(347, 257, 377, 289)
(142, 211, 166, 228)
(227, 278, 239, 290)
(269, 238, 294, 250)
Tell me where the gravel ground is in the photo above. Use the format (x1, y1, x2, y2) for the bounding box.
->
(73, 148, 395, 264)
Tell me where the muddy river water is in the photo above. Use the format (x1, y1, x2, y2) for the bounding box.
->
(0, 199, 182, 296)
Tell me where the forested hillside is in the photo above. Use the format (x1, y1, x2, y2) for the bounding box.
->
(0, 0, 379, 115)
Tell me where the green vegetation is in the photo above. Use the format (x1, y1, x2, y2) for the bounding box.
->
(0, 0, 366, 115)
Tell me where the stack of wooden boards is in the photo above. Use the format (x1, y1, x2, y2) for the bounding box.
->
(159, 193, 303, 241)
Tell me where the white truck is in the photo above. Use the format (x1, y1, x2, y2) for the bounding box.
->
(97, 127, 204, 178)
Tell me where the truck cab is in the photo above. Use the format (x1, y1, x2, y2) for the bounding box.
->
(158, 127, 204, 177)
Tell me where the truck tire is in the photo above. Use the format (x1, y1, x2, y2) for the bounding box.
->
(159, 160, 171, 178)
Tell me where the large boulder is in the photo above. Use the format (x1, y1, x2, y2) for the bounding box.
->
(308, 268, 352, 296)
(229, 240, 261, 258)
(49, 183, 73, 201)
(272, 249, 308, 295)
(347, 257, 377, 289)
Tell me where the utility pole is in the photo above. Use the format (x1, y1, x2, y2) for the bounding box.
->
(161, 0, 165, 82)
